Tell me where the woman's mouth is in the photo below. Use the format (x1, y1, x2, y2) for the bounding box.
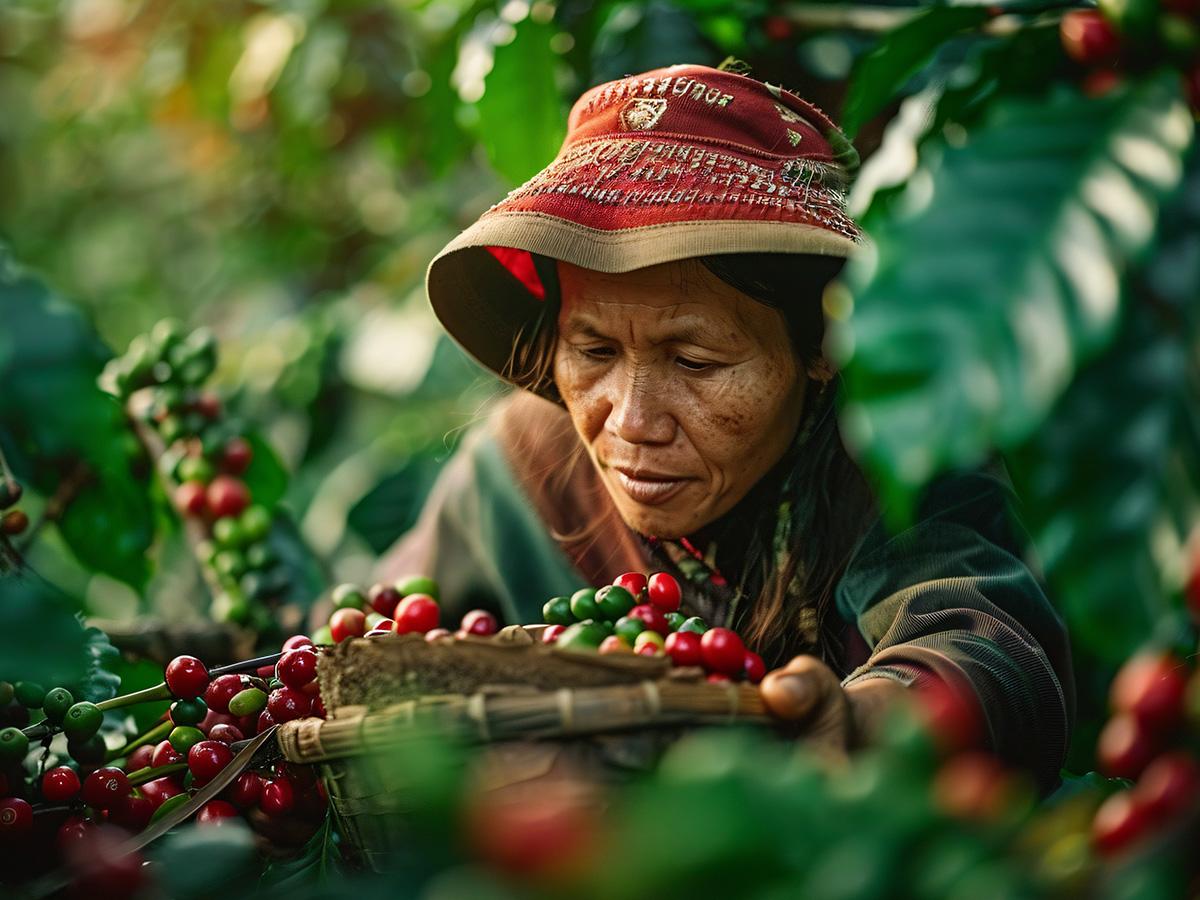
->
(611, 467, 691, 506)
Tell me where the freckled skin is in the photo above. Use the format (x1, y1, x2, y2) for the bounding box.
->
(554, 259, 817, 537)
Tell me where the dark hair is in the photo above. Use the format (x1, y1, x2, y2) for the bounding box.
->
(504, 253, 877, 669)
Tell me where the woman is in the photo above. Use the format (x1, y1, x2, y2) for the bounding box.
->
(380, 63, 1072, 790)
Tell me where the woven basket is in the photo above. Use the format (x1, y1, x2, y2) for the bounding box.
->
(276, 628, 770, 870)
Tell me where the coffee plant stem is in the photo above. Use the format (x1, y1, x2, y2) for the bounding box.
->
(96, 682, 174, 712)
(126, 762, 188, 788)
(106, 719, 173, 764)
(210, 652, 285, 678)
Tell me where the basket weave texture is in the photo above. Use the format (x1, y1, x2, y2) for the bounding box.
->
(278, 629, 769, 870)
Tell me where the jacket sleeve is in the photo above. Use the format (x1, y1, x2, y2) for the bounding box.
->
(373, 421, 584, 627)
(835, 466, 1074, 792)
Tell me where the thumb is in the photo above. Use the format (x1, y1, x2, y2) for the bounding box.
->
(759, 656, 838, 722)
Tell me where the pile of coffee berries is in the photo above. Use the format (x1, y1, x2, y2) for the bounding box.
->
(1090, 650, 1200, 856)
(0, 644, 326, 863)
(0, 478, 26, 539)
(320, 574, 498, 643)
(102, 319, 292, 631)
(540, 572, 766, 684)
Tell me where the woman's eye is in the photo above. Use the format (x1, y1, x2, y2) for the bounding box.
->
(676, 356, 712, 372)
(579, 346, 616, 361)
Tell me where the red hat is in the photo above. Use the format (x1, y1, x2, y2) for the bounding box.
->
(427, 63, 863, 382)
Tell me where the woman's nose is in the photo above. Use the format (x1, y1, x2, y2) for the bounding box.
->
(605, 367, 675, 445)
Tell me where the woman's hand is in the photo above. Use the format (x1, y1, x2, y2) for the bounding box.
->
(759, 655, 908, 754)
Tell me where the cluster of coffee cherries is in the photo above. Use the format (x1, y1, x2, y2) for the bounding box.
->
(539, 572, 766, 684)
(0, 643, 326, 853)
(1090, 650, 1200, 856)
(102, 318, 292, 631)
(322, 574, 503, 644)
(0, 478, 26, 539)
(1059, 1, 1200, 109)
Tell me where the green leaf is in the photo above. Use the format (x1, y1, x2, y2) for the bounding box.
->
(475, 17, 567, 185)
(1007, 149, 1200, 664)
(0, 569, 89, 687)
(257, 812, 340, 891)
(833, 73, 1194, 522)
(241, 431, 289, 511)
(75, 625, 122, 703)
(153, 820, 260, 900)
(841, 5, 991, 140)
(0, 267, 155, 588)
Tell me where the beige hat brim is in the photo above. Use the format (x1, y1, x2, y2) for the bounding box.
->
(427, 210, 861, 383)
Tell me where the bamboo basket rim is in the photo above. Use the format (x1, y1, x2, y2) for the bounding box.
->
(278, 677, 770, 764)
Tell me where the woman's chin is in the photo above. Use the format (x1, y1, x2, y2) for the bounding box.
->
(613, 499, 709, 540)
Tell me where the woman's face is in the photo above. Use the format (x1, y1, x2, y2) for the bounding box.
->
(554, 259, 812, 538)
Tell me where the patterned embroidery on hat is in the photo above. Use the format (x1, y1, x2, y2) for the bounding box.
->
(488, 138, 860, 241)
(619, 98, 668, 131)
(774, 102, 803, 124)
(787, 129, 803, 147)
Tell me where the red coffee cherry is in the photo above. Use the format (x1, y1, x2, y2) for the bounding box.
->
(1092, 789, 1150, 856)
(221, 437, 254, 475)
(259, 777, 295, 816)
(188, 740, 235, 784)
(742, 651, 766, 684)
(42, 766, 82, 803)
(461, 610, 499, 637)
(1134, 752, 1200, 820)
(1111, 653, 1188, 732)
(394, 595, 440, 635)
(282, 634, 314, 652)
(647, 573, 681, 612)
(174, 481, 208, 517)
(368, 584, 402, 618)
(613, 572, 647, 599)
(138, 776, 183, 809)
(1098, 714, 1157, 780)
(165, 655, 210, 700)
(700, 628, 745, 676)
(330, 608, 366, 643)
(228, 772, 263, 809)
(1060, 9, 1121, 64)
(267, 687, 313, 723)
(664, 631, 702, 667)
(629, 604, 670, 636)
(0, 797, 32, 837)
(276, 648, 318, 690)
(82, 767, 130, 810)
(205, 674, 246, 713)
(197, 800, 240, 825)
(206, 475, 250, 519)
(151, 740, 182, 768)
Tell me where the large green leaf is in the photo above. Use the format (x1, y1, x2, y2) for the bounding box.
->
(1007, 148, 1200, 664)
(0, 266, 155, 587)
(475, 16, 567, 185)
(833, 72, 1194, 521)
(840, 5, 991, 140)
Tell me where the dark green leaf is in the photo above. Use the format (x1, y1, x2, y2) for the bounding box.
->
(74, 625, 122, 703)
(0, 568, 89, 686)
(153, 820, 260, 900)
(0, 267, 155, 588)
(1007, 149, 1200, 663)
(841, 5, 991, 139)
(475, 17, 566, 185)
(241, 431, 289, 511)
(834, 73, 1194, 521)
(347, 453, 442, 554)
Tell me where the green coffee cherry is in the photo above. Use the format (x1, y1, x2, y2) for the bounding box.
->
(170, 698, 207, 726)
(569, 588, 600, 622)
(13, 682, 46, 709)
(0, 727, 29, 763)
(228, 688, 267, 717)
(332, 584, 366, 612)
(42, 687, 75, 723)
(542, 596, 574, 626)
(63, 701, 103, 740)
(168, 726, 205, 754)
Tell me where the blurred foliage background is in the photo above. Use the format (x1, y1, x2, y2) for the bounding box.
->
(0, 0, 891, 607)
